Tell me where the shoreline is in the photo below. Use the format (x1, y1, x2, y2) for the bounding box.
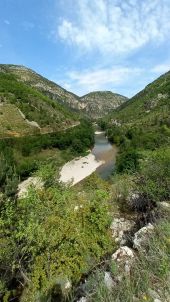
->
(59, 153, 105, 186)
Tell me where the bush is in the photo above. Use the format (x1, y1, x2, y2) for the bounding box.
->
(137, 148, 170, 202)
(116, 148, 141, 174)
(0, 185, 113, 301)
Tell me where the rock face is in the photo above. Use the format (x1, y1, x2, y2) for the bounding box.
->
(80, 91, 128, 119)
(133, 223, 154, 250)
(110, 217, 135, 245)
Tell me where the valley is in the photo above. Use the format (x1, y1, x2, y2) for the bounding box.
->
(0, 65, 169, 302)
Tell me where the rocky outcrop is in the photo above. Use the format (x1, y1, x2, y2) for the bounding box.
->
(80, 91, 128, 119)
(110, 217, 135, 245)
(133, 223, 154, 250)
(112, 246, 135, 275)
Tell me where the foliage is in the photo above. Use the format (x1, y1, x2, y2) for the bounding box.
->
(0, 71, 77, 133)
(116, 148, 141, 174)
(0, 120, 94, 194)
(136, 148, 170, 202)
(0, 183, 113, 301)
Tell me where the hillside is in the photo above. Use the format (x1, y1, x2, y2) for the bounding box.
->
(0, 68, 79, 137)
(0, 65, 127, 120)
(107, 71, 170, 126)
(0, 64, 81, 110)
(80, 91, 128, 119)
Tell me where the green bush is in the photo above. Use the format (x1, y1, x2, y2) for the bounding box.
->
(137, 148, 170, 202)
(0, 185, 113, 301)
(116, 148, 141, 174)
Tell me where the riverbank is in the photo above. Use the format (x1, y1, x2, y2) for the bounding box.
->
(59, 153, 104, 186)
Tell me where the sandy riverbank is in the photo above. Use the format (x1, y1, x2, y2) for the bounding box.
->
(95, 131, 105, 135)
(59, 153, 104, 186)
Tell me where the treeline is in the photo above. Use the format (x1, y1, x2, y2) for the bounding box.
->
(99, 119, 170, 174)
(0, 120, 94, 195)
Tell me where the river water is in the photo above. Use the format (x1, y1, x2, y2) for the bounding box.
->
(92, 130, 117, 179)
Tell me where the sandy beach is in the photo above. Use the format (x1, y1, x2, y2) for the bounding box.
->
(95, 131, 105, 135)
(59, 153, 104, 186)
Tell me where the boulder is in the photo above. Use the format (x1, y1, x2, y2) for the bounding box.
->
(159, 201, 170, 210)
(133, 223, 154, 250)
(112, 246, 135, 275)
(104, 272, 115, 290)
(77, 298, 87, 302)
(110, 217, 135, 245)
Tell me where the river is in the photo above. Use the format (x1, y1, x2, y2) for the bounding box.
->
(92, 130, 118, 179)
(59, 128, 117, 185)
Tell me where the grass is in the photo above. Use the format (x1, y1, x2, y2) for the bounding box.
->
(0, 104, 39, 137)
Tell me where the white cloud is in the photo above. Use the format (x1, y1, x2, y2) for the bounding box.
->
(57, 0, 170, 54)
(4, 20, 10, 25)
(59, 66, 143, 96)
(151, 63, 170, 74)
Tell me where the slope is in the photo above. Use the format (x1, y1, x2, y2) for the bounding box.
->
(80, 91, 128, 119)
(0, 69, 78, 138)
(0, 65, 128, 119)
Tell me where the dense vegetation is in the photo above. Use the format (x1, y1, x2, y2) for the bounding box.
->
(0, 120, 94, 195)
(0, 71, 78, 136)
(0, 68, 170, 301)
(0, 176, 113, 301)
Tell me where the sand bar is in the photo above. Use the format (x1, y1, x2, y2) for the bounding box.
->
(59, 153, 104, 186)
(95, 131, 105, 135)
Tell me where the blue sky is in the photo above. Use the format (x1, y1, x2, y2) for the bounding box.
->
(0, 0, 170, 97)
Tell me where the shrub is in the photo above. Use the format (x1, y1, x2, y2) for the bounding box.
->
(116, 148, 141, 174)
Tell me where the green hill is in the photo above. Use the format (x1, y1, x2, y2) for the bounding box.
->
(0, 67, 79, 137)
(108, 71, 170, 126)
(100, 71, 170, 151)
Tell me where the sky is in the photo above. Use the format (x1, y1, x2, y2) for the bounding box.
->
(0, 0, 170, 97)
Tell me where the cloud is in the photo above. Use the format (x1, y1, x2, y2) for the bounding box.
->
(57, 0, 170, 55)
(151, 63, 170, 74)
(4, 20, 10, 25)
(58, 65, 143, 96)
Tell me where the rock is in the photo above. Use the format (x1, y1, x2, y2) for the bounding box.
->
(112, 246, 135, 274)
(77, 297, 87, 302)
(17, 177, 44, 198)
(133, 223, 154, 250)
(54, 277, 72, 297)
(110, 218, 135, 245)
(159, 201, 170, 209)
(104, 272, 115, 290)
(148, 289, 161, 300)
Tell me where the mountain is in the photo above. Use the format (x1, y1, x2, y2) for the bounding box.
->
(108, 71, 170, 126)
(0, 64, 82, 109)
(0, 65, 127, 119)
(80, 91, 128, 119)
(0, 65, 79, 138)
(101, 71, 170, 152)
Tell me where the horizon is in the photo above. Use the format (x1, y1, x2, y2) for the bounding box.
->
(0, 0, 170, 98)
